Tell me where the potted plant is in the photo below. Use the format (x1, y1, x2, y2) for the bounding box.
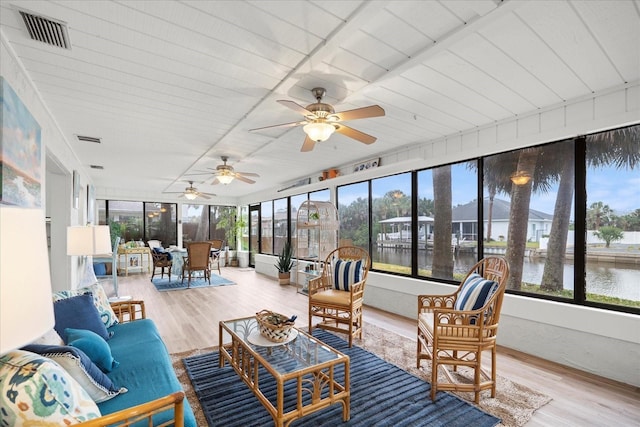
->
(274, 240, 294, 285)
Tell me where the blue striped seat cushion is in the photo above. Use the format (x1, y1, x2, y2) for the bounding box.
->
(455, 273, 499, 312)
(332, 258, 364, 291)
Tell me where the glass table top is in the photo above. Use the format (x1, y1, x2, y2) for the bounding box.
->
(221, 317, 343, 375)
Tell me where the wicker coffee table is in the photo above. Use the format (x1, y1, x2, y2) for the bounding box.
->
(219, 316, 350, 427)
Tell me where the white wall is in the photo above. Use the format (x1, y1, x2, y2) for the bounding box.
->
(2, 34, 90, 291)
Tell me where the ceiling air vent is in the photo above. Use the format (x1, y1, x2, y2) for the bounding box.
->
(90, 165, 104, 170)
(77, 135, 102, 144)
(19, 10, 70, 49)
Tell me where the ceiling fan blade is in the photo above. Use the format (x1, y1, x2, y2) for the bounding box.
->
(334, 124, 377, 144)
(211, 177, 221, 185)
(235, 171, 260, 177)
(234, 175, 256, 184)
(330, 105, 385, 122)
(198, 194, 212, 200)
(301, 136, 316, 152)
(277, 100, 317, 117)
(249, 120, 308, 132)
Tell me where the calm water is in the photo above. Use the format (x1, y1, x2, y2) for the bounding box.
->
(374, 249, 640, 302)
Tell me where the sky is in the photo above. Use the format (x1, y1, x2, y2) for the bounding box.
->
(337, 163, 639, 217)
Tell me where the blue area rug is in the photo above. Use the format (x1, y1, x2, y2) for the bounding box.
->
(183, 330, 500, 427)
(151, 274, 235, 291)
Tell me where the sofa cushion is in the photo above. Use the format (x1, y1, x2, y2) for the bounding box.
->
(22, 344, 127, 403)
(332, 258, 364, 291)
(0, 349, 101, 425)
(98, 319, 196, 427)
(53, 283, 119, 328)
(454, 273, 499, 312)
(54, 294, 111, 342)
(67, 328, 119, 373)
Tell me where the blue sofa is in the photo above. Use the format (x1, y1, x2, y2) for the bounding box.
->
(87, 300, 197, 427)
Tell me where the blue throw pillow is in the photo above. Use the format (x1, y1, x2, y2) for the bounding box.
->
(455, 273, 499, 312)
(54, 293, 111, 343)
(66, 328, 119, 373)
(332, 258, 364, 291)
(93, 262, 107, 276)
(21, 344, 127, 403)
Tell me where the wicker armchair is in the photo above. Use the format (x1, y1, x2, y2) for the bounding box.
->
(308, 246, 371, 347)
(208, 239, 225, 274)
(151, 251, 173, 281)
(182, 241, 212, 287)
(417, 256, 509, 403)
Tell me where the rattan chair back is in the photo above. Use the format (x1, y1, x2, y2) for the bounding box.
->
(308, 246, 371, 347)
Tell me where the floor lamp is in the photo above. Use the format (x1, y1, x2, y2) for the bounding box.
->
(67, 225, 129, 300)
(0, 207, 55, 354)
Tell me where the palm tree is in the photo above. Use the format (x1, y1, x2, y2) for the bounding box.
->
(587, 201, 613, 230)
(505, 147, 539, 290)
(432, 165, 453, 279)
(541, 142, 575, 291)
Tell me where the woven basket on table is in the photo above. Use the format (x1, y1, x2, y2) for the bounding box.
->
(255, 310, 294, 342)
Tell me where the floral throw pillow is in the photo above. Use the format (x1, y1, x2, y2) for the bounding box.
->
(0, 350, 101, 425)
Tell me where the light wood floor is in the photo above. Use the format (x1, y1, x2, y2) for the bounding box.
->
(108, 268, 640, 426)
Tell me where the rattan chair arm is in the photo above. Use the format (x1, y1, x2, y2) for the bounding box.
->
(350, 279, 366, 297)
(78, 391, 185, 427)
(308, 275, 331, 295)
(110, 300, 146, 323)
(417, 293, 457, 312)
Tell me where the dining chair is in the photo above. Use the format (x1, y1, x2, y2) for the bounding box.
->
(181, 241, 212, 288)
(208, 239, 225, 275)
(308, 246, 371, 347)
(417, 256, 509, 403)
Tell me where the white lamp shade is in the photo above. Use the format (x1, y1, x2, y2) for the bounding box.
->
(184, 192, 198, 200)
(0, 207, 55, 354)
(303, 121, 335, 142)
(67, 225, 112, 255)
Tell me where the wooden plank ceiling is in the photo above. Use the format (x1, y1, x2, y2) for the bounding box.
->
(0, 0, 638, 200)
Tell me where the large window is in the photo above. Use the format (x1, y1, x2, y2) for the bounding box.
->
(337, 181, 369, 251)
(210, 205, 237, 249)
(417, 162, 478, 281)
(273, 198, 288, 255)
(261, 201, 274, 255)
(144, 202, 177, 246)
(371, 173, 412, 274)
(484, 141, 574, 299)
(100, 200, 177, 247)
(181, 204, 209, 245)
(290, 193, 307, 258)
(585, 127, 640, 308)
(106, 201, 143, 243)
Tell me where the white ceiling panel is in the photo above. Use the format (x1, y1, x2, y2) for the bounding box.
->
(0, 0, 637, 200)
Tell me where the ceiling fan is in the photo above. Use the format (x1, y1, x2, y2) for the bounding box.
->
(250, 87, 385, 152)
(163, 181, 215, 200)
(207, 156, 259, 185)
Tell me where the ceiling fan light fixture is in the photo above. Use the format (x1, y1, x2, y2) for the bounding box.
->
(304, 121, 335, 142)
(217, 174, 234, 185)
(184, 192, 198, 200)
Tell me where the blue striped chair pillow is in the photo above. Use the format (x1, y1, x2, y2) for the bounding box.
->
(332, 258, 364, 291)
(455, 273, 499, 312)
